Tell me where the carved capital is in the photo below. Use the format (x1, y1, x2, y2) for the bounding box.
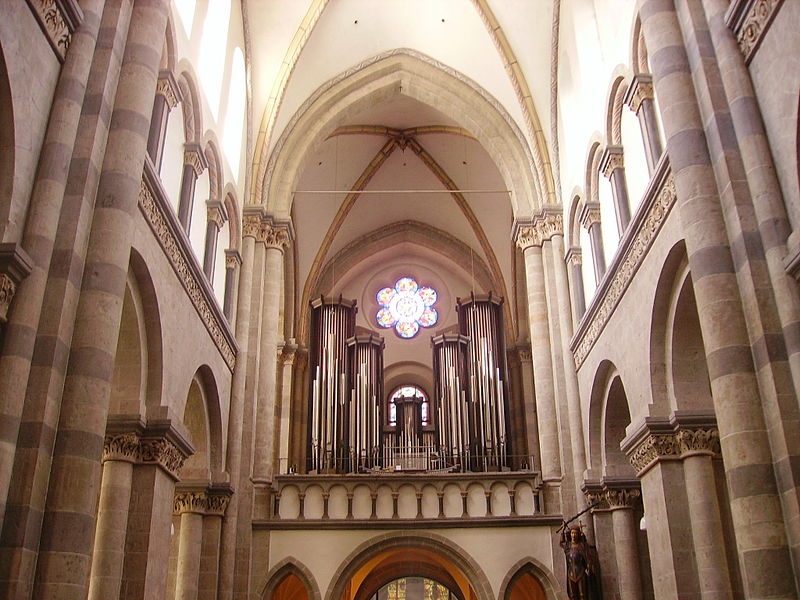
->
(625, 74, 654, 114)
(184, 144, 207, 178)
(174, 491, 208, 515)
(513, 210, 563, 250)
(516, 345, 532, 363)
(605, 487, 641, 509)
(225, 249, 242, 270)
(627, 432, 681, 473)
(139, 437, 187, 477)
(600, 146, 625, 179)
(0, 243, 34, 324)
(579, 203, 602, 230)
(207, 203, 227, 230)
(678, 427, 721, 456)
(514, 224, 540, 250)
(205, 491, 232, 516)
(243, 215, 261, 239)
(261, 221, 291, 251)
(566, 246, 582, 267)
(103, 432, 140, 462)
(156, 70, 181, 109)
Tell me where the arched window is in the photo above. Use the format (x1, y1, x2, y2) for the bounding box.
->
(376, 577, 454, 600)
(389, 385, 429, 427)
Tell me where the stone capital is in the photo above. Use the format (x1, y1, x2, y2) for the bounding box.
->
(604, 487, 641, 509)
(0, 242, 33, 324)
(205, 490, 232, 516)
(139, 437, 189, 479)
(600, 145, 625, 179)
(624, 414, 720, 475)
(516, 345, 532, 363)
(579, 203, 602, 230)
(103, 432, 141, 463)
(565, 246, 582, 267)
(513, 209, 563, 250)
(156, 70, 181, 109)
(677, 427, 720, 457)
(184, 143, 208, 177)
(207, 201, 227, 230)
(624, 73, 654, 114)
(260, 220, 291, 251)
(225, 248, 242, 269)
(174, 491, 208, 515)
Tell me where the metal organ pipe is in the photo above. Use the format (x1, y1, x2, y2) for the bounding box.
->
(307, 297, 356, 473)
(346, 334, 384, 472)
(432, 334, 471, 470)
(457, 294, 511, 470)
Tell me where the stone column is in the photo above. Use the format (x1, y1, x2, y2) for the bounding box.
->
(580, 202, 606, 280)
(121, 430, 192, 600)
(584, 484, 619, 597)
(198, 488, 231, 600)
(0, 0, 102, 537)
(565, 246, 586, 321)
(600, 146, 631, 235)
(516, 345, 540, 468)
(223, 249, 241, 322)
(514, 222, 562, 513)
(607, 487, 644, 600)
(32, 3, 171, 598)
(203, 202, 227, 283)
(173, 491, 207, 600)
(640, 1, 795, 596)
(678, 428, 732, 600)
(277, 342, 298, 473)
(147, 70, 180, 172)
(624, 73, 663, 174)
(87, 432, 141, 600)
(217, 213, 259, 600)
(177, 143, 207, 233)
(253, 220, 291, 483)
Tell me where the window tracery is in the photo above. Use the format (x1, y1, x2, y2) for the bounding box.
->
(376, 277, 438, 338)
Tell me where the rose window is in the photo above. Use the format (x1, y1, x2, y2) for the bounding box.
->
(376, 277, 438, 338)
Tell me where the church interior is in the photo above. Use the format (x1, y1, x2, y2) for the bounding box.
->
(0, 0, 799, 598)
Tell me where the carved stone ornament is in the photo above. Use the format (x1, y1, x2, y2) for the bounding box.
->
(579, 204, 602, 230)
(600, 146, 625, 179)
(139, 437, 186, 477)
(184, 148, 207, 178)
(517, 346, 532, 363)
(627, 432, 681, 474)
(514, 210, 564, 250)
(225, 250, 242, 270)
(138, 179, 236, 369)
(156, 74, 180, 110)
(260, 221, 291, 250)
(625, 75, 654, 114)
(0, 275, 17, 324)
(736, 0, 783, 62)
(584, 490, 608, 511)
(103, 432, 141, 463)
(243, 215, 261, 239)
(207, 206, 226, 230)
(174, 491, 208, 515)
(205, 492, 232, 516)
(604, 488, 641, 509)
(573, 174, 676, 368)
(678, 428, 721, 456)
(566, 246, 583, 267)
(26, 0, 81, 62)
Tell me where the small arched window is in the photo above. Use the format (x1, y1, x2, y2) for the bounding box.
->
(389, 385, 429, 427)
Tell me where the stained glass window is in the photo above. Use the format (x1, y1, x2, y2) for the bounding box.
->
(389, 385, 429, 427)
(376, 277, 438, 339)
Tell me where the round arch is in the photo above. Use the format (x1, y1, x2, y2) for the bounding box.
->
(261, 558, 322, 600)
(498, 558, 561, 600)
(256, 49, 540, 220)
(325, 532, 493, 600)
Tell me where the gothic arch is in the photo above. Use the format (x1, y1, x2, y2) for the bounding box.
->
(260, 558, 321, 600)
(498, 558, 561, 600)
(256, 49, 540, 220)
(324, 532, 493, 600)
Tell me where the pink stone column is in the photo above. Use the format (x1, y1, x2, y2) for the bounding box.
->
(147, 70, 180, 172)
(87, 433, 141, 600)
(31, 2, 171, 597)
(580, 203, 606, 281)
(624, 74, 663, 174)
(600, 146, 632, 235)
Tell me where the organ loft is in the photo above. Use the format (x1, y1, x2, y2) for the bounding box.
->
(0, 1, 798, 599)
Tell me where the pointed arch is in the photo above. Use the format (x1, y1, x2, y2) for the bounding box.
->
(255, 49, 540, 220)
(260, 558, 321, 600)
(498, 558, 561, 600)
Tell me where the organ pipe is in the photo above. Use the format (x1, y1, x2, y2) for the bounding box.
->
(307, 297, 356, 473)
(346, 333, 384, 472)
(456, 293, 512, 470)
(431, 334, 471, 470)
